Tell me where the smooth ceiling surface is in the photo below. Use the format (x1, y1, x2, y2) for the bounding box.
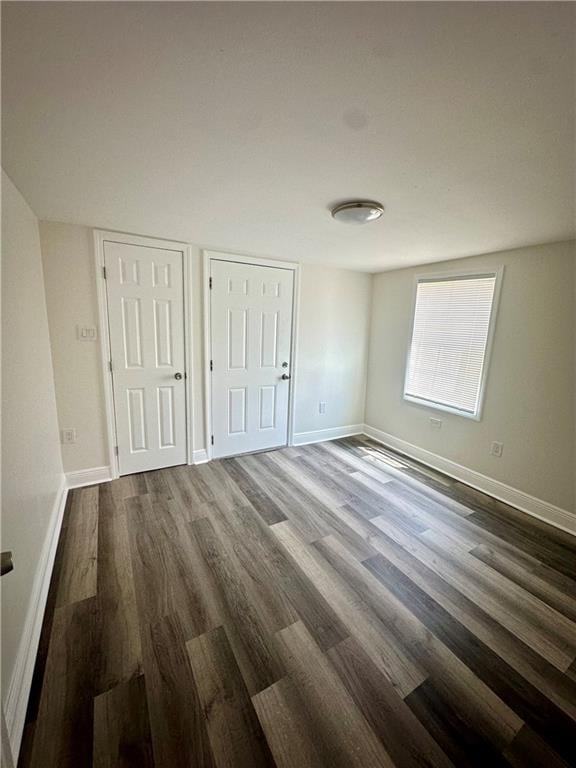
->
(2, 2, 575, 271)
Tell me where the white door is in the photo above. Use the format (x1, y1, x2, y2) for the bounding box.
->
(105, 241, 187, 475)
(210, 260, 294, 458)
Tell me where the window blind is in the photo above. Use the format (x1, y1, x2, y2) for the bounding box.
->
(404, 273, 498, 416)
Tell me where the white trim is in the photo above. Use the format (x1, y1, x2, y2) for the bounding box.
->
(1, 707, 14, 768)
(202, 250, 213, 460)
(403, 394, 483, 421)
(183, 245, 196, 465)
(92, 230, 190, 251)
(192, 449, 210, 465)
(93, 230, 193, 477)
(93, 230, 119, 478)
(287, 266, 301, 448)
(363, 425, 576, 536)
(403, 266, 504, 421)
(4, 479, 68, 763)
(292, 424, 364, 446)
(66, 466, 113, 488)
(203, 249, 300, 459)
(203, 248, 298, 272)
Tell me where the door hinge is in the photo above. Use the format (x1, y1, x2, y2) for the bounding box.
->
(209, 276, 213, 289)
(114, 445, 119, 456)
(210, 360, 213, 372)
(102, 266, 107, 280)
(109, 360, 113, 372)
(211, 435, 214, 446)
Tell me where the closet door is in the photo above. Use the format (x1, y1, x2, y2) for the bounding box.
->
(105, 241, 187, 474)
(210, 259, 294, 458)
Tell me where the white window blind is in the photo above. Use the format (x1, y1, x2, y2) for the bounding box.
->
(404, 273, 499, 418)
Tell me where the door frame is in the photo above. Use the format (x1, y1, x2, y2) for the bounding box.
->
(202, 249, 300, 461)
(94, 230, 195, 479)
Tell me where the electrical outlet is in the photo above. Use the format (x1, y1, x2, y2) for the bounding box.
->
(62, 428, 77, 444)
(490, 441, 504, 458)
(429, 417, 442, 430)
(319, 401, 327, 415)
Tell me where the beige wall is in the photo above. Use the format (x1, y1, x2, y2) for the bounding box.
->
(365, 241, 576, 513)
(40, 224, 207, 471)
(39, 224, 371, 471)
(294, 264, 371, 434)
(39, 220, 574, 513)
(1, 173, 64, 702)
(39, 223, 109, 471)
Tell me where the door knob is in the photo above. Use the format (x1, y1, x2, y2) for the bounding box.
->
(174, 372, 183, 380)
(281, 373, 291, 380)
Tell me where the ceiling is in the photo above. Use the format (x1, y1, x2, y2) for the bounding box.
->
(2, 2, 574, 272)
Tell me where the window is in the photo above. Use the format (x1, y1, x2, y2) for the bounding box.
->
(404, 270, 502, 419)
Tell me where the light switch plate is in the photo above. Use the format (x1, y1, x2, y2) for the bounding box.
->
(62, 428, 77, 444)
(77, 325, 97, 341)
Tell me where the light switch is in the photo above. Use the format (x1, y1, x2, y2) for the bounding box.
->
(62, 428, 77, 444)
(77, 325, 97, 341)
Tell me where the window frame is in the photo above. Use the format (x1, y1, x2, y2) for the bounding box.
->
(402, 266, 504, 421)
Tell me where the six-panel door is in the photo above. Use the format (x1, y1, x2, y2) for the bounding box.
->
(105, 241, 187, 474)
(210, 260, 294, 458)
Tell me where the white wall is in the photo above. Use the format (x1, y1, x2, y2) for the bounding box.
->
(40, 224, 371, 471)
(1, 173, 65, 706)
(294, 264, 371, 436)
(365, 241, 576, 514)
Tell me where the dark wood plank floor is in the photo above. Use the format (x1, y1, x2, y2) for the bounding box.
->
(18, 437, 576, 768)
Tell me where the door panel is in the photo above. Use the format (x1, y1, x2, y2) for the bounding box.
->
(154, 300, 174, 367)
(210, 260, 294, 458)
(259, 385, 277, 429)
(105, 241, 187, 474)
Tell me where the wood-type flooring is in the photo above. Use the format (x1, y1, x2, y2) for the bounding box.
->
(18, 437, 576, 767)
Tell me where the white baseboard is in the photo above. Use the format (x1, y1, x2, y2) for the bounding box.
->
(363, 425, 576, 537)
(191, 449, 209, 465)
(292, 424, 364, 447)
(4, 478, 68, 763)
(66, 465, 112, 488)
(66, 454, 210, 484)
(61, 431, 575, 536)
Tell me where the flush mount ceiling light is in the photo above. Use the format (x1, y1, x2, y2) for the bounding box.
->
(331, 200, 384, 224)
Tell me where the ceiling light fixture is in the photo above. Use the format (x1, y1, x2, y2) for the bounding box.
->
(331, 200, 384, 224)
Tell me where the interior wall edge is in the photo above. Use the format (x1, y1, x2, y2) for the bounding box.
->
(3, 480, 68, 764)
(361, 272, 376, 426)
(363, 424, 576, 537)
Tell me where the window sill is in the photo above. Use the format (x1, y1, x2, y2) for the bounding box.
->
(403, 394, 482, 421)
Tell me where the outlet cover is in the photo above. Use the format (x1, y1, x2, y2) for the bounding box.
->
(62, 428, 77, 444)
(490, 441, 504, 458)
